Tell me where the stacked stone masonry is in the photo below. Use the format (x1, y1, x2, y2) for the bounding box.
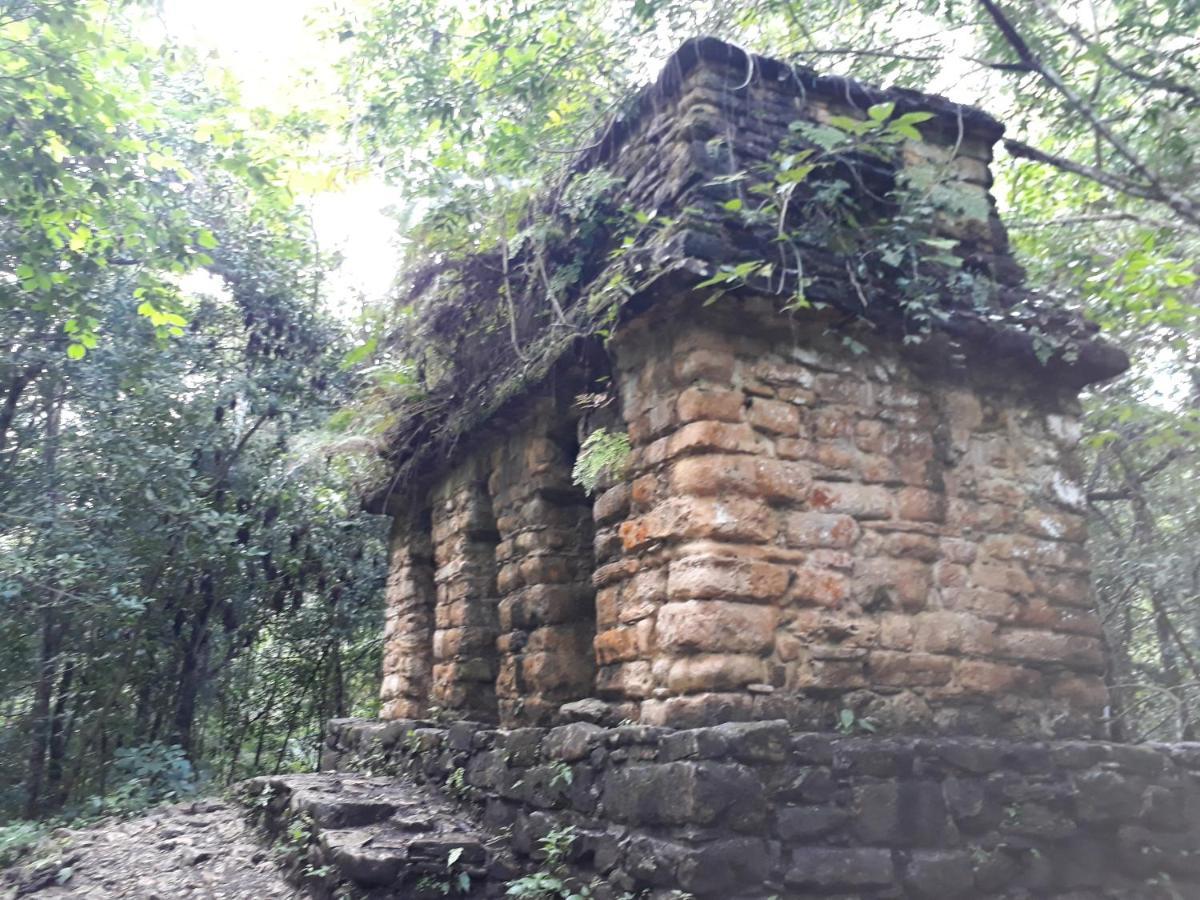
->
(594, 301, 1104, 737)
(380, 511, 436, 719)
(489, 407, 597, 726)
(381, 298, 1107, 737)
(381, 395, 599, 727)
(324, 717, 1200, 899)
(350, 37, 1195, 900)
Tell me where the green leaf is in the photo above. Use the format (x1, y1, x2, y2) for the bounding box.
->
(776, 164, 817, 185)
(695, 272, 733, 290)
(722, 198, 743, 212)
(867, 101, 896, 121)
(342, 337, 378, 368)
(66, 343, 85, 360)
(68, 226, 92, 252)
(827, 114, 868, 134)
(196, 229, 218, 249)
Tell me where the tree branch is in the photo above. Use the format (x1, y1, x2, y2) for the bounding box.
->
(978, 0, 1200, 227)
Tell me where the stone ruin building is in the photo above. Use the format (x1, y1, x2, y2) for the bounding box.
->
(245, 38, 1200, 899)
(369, 38, 1128, 740)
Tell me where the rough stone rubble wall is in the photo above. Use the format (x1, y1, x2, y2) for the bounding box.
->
(593, 297, 1105, 737)
(325, 717, 1200, 899)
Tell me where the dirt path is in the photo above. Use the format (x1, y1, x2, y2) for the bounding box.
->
(2, 799, 302, 899)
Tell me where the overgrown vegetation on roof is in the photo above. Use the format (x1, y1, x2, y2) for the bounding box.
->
(341, 40, 1124, 510)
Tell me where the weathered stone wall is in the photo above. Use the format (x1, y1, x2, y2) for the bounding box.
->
(352, 38, 1184, 900)
(325, 717, 1200, 899)
(380, 510, 436, 719)
(383, 292, 1107, 737)
(429, 464, 503, 720)
(489, 406, 597, 726)
(589, 296, 1105, 737)
(381, 393, 598, 727)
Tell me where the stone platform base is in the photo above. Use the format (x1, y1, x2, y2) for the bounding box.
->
(309, 717, 1200, 899)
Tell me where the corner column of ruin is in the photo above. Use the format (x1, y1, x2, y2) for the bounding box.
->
(593, 309, 796, 726)
(594, 293, 1108, 735)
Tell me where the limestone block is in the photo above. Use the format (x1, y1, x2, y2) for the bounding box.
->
(594, 626, 644, 665)
(785, 847, 895, 889)
(662, 421, 767, 459)
(790, 567, 851, 607)
(666, 654, 768, 693)
(867, 650, 955, 687)
(955, 659, 1042, 695)
(618, 496, 777, 550)
(656, 600, 777, 654)
(994, 629, 1105, 671)
(595, 661, 653, 699)
(675, 386, 744, 424)
(666, 554, 790, 604)
(671, 345, 736, 385)
(784, 512, 861, 549)
(671, 454, 812, 503)
(746, 396, 802, 435)
(856, 557, 933, 611)
(808, 481, 895, 520)
(639, 692, 756, 727)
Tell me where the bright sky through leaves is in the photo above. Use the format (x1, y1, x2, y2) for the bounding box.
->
(160, 0, 403, 315)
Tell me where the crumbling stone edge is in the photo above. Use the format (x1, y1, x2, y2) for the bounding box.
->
(322, 717, 1200, 898)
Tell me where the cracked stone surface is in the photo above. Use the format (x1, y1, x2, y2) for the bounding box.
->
(1, 799, 301, 899)
(240, 774, 495, 897)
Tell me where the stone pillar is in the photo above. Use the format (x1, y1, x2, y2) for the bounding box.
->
(491, 411, 596, 726)
(380, 509, 436, 719)
(430, 466, 500, 721)
(593, 307, 793, 727)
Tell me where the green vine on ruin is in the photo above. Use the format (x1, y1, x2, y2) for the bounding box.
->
(696, 102, 996, 353)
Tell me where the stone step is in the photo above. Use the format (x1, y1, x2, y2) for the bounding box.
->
(319, 827, 488, 887)
(236, 773, 493, 898)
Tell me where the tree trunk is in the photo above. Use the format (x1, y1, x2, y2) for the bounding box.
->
(46, 655, 76, 810)
(23, 609, 59, 819)
(24, 383, 63, 819)
(172, 590, 217, 753)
